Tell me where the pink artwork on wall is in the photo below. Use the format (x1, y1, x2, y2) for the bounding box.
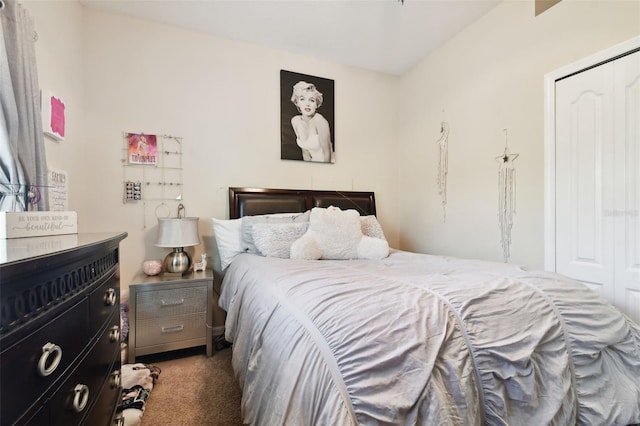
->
(127, 133, 158, 165)
(50, 96, 65, 138)
(41, 89, 66, 141)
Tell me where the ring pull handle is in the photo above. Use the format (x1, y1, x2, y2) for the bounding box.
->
(109, 325, 120, 342)
(113, 413, 125, 426)
(72, 384, 90, 412)
(38, 342, 63, 377)
(104, 288, 117, 306)
(111, 370, 121, 389)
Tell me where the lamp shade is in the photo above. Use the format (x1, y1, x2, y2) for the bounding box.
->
(156, 217, 201, 248)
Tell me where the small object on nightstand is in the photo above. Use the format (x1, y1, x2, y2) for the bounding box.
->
(142, 259, 163, 276)
(193, 253, 207, 272)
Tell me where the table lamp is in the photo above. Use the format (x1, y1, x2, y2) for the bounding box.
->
(156, 217, 200, 274)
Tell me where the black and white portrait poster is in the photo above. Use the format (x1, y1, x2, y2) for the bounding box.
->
(280, 70, 335, 163)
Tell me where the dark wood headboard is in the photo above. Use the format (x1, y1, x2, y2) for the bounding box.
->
(229, 187, 376, 219)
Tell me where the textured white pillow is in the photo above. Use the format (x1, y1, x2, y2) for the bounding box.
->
(291, 206, 389, 260)
(212, 218, 243, 270)
(240, 211, 310, 254)
(360, 215, 387, 240)
(251, 222, 309, 258)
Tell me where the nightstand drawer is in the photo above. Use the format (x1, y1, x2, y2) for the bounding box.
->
(128, 270, 213, 362)
(136, 314, 207, 347)
(136, 286, 207, 319)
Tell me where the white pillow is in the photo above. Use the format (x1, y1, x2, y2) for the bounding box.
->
(241, 211, 310, 254)
(361, 215, 386, 240)
(212, 218, 243, 270)
(290, 206, 389, 260)
(251, 222, 309, 258)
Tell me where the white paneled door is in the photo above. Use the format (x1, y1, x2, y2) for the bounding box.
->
(613, 51, 640, 321)
(553, 47, 640, 323)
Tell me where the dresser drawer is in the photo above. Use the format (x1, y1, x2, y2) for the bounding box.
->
(0, 299, 89, 425)
(82, 361, 122, 426)
(136, 313, 207, 347)
(135, 286, 207, 319)
(85, 312, 121, 388)
(89, 271, 120, 337)
(47, 313, 121, 425)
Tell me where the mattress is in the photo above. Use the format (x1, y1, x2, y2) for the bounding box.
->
(219, 250, 640, 425)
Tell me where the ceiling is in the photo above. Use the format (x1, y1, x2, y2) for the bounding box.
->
(79, 0, 502, 76)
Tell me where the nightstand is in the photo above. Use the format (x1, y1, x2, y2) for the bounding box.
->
(128, 270, 213, 363)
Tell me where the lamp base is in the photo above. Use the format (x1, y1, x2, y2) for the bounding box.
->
(163, 248, 192, 274)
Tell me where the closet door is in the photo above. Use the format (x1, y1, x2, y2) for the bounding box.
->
(613, 51, 640, 319)
(555, 60, 615, 299)
(555, 48, 640, 323)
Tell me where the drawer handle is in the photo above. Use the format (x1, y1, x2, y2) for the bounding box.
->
(161, 324, 184, 333)
(38, 342, 63, 377)
(111, 370, 121, 389)
(161, 298, 184, 306)
(113, 413, 125, 426)
(110, 325, 120, 342)
(72, 384, 90, 412)
(104, 288, 117, 306)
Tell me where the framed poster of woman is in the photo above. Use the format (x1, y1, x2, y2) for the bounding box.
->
(280, 70, 335, 163)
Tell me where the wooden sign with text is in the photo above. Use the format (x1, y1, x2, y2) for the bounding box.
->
(0, 211, 78, 239)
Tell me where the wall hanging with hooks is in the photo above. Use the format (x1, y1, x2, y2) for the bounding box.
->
(121, 132, 184, 229)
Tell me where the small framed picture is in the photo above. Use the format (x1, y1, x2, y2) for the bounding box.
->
(280, 70, 335, 163)
(127, 133, 158, 165)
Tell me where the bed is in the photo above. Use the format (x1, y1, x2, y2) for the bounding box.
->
(216, 187, 640, 425)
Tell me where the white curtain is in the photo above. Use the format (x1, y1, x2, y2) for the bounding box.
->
(0, 0, 48, 212)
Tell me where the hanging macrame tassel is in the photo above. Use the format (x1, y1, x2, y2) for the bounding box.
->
(496, 129, 518, 262)
(498, 162, 517, 261)
(436, 121, 449, 222)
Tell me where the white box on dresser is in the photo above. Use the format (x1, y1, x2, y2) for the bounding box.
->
(0, 211, 77, 238)
(127, 270, 213, 363)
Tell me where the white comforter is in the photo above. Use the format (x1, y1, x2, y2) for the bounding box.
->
(219, 250, 640, 425)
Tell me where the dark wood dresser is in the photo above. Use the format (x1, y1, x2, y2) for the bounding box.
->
(0, 232, 127, 425)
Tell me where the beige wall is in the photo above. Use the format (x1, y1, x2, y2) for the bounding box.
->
(24, 0, 640, 289)
(26, 1, 400, 297)
(26, 0, 85, 222)
(397, 0, 639, 268)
